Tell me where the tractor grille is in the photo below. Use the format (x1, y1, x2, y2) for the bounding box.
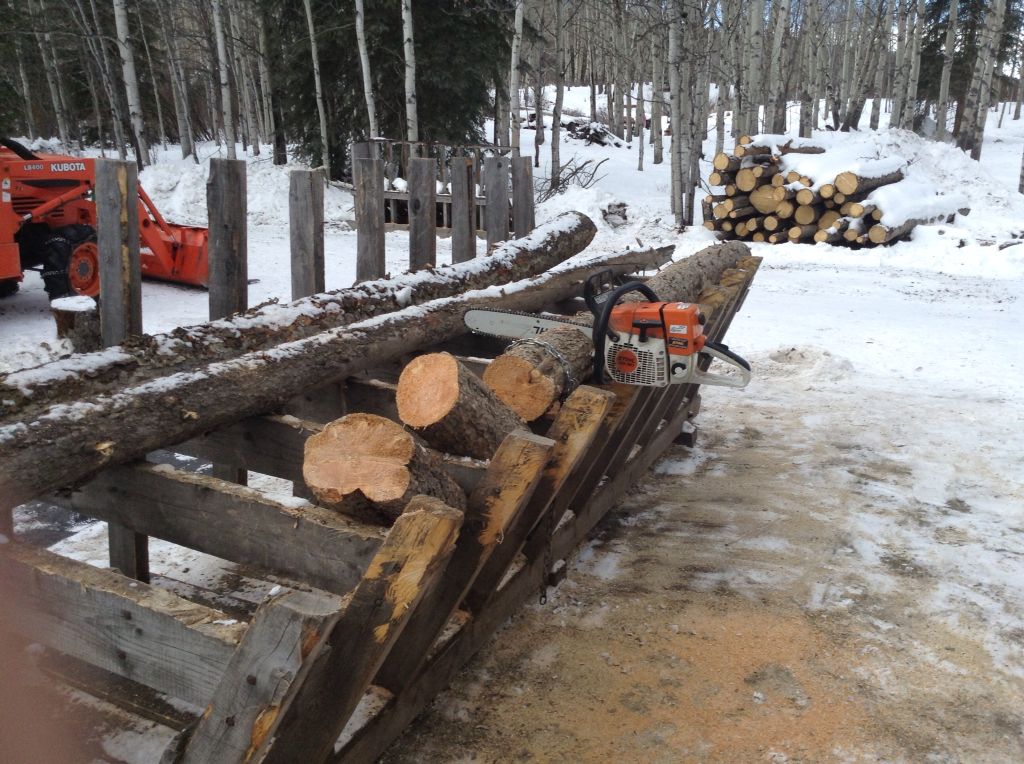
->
(11, 195, 43, 217)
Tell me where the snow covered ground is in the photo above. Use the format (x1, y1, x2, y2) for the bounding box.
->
(3, 94, 1024, 760)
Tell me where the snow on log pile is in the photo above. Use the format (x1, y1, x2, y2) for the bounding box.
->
(704, 134, 970, 246)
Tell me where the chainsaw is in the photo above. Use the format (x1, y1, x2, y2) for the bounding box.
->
(465, 270, 751, 389)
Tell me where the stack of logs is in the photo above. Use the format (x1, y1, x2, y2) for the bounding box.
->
(703, 135, 963, 246)
(304, 242, 756, 525)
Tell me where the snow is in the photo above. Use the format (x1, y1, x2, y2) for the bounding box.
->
(4, 94, 1024, 753)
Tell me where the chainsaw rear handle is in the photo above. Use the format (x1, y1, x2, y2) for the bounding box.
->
(693, 341, 752, 389)
(590, 280, 661, 384)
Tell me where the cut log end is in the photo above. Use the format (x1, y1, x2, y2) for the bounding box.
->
(396, 352, 461, 428)
(303, 413, 466, 525)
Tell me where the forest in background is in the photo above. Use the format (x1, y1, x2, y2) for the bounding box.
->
(2, 1, 1023, 223)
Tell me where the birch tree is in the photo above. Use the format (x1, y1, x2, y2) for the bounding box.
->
(767, 0, 791, 134)
(401, 0, 419, 144)
(113, 0, 151, 166)
(958, 0, 1006, 159)
(355, 0, 379, 137)
(551, 0, 565, 180)
(302, 0, 330, 174)
(510, 0, 525, 158)
(29, 0, 71, 148)
(212, 0, 236, 158)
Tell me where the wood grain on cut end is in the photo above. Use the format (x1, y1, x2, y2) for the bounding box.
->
(396, 352, 461, 427)
(303, 413, 466, 524)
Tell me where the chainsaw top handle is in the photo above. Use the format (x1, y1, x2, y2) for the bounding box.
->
(590, 280, 661, 384)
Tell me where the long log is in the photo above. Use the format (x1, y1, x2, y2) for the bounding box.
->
(303, 413, 467, 524)
(0, 212, 597, 421)
(0, 245, 672, 511)
(834, 167, 905, 196)
(396, 353, 524, 459)
(470, 241, 753, 425)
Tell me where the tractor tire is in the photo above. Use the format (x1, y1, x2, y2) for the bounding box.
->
(40, 225, 97, 300)
(0, 279, 18, 298)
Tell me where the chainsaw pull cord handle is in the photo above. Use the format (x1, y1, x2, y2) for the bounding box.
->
(590, 281, 661, 384)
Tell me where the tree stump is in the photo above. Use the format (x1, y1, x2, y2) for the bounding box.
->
(396, 352, 524, 459)
(51, 296, 101, 353)
(302, 413, 466, 524)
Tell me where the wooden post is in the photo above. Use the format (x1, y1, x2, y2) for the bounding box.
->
(96, 159, 142, 346)
(207, 158, 248, 487)
(354, 157, 385, 282)
(207, 158, 248, 321)
(96, 158, 147, 582)
(408, 157, 436, 271)
(450, 156, 476, 262)
(289, 169, 325, 299)
(512, 155, 535, 237)
(484, 155, 510, 251)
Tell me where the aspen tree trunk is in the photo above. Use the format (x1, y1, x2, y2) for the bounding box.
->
(798, 0, 818, 137)
(899, 0, 924, 131)
(211, 0, 236, 159)
(534, 31, 546, 169)
(30, 0, 71, 147)
(611, 1, 626, 139)
(80, 47, 103, 153)
(401, 0, 419, 147)
(837, 0, 855, 125)
(843, 0, 886, 131)
(229, 1, 259, 155)
(300, 0, 330, 173)
(934, 0, 957, 139)
(76, 0, 127, 158)
(745, 0, 764, 135)
(652, 31, 664, 164)
(668, 18, 683, 226)
(510, 0, 525, 158)
(551, 0, 565, 180)
(113, 0, 151, 166)
(157, 0, 195, 160)
(767, 0, 790, 134)
(958, 0, 1005, 158)
(354, 0, 379, 137)
(257, 11, 280, 161)
(136, 4, 166, 152)
(13, 28, 37, 139)
(1019, 143, 1024, 193)
(868, 0, 887, 130)
(637, 76, 645, 171)
(48, 25, 79, 148)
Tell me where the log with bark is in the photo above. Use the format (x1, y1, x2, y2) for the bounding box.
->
(1, 212, 598, 420)
(396, 353, 524, 459)
(479, 241, 754, 421)
(0, 245, 673, 512)
(302, 413, 466, 524)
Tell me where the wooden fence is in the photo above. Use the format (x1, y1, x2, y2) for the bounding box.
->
(351, 140, 536, 281)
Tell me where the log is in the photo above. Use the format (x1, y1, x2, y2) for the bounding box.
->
(397, 352, 525, 459)
(763, 215, 780, 232)
(820, 183, 836, 199)
(867, 218, 927, 244)
(50, 296, 101, 353)
(303, 413, 467, 524)
(708, 171, 734, 187)
(482, 325, 593, 421)
(728, 205, 757, 219)
(772, 186, 795, 202)
(795, 188, 820, 206)
(624, 240, 751, 304)
(1, 212, 597, 421)
(750, 185, 778, 214)
(794, 205, 818, 225)
(712, 153, 741, 172)
(736, 168, 759, 192)
(834, 167, 905, 196)
(775, 200, 795, 219)
(0, 245, 672, 513)
(818, 210, 842, 230)
(788, 224, 818, 240)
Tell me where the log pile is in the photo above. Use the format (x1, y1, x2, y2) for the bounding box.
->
(703, 135, 968, 247)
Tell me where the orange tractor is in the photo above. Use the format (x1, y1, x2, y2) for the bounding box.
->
(1, 138, 209, 300)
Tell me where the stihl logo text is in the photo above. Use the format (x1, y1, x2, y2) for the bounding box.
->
(50, 162, 86, 173)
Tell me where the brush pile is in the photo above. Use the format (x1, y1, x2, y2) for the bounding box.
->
(703, 134, 969, 246)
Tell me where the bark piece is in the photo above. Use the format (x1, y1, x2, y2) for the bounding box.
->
(483, 325, 593, 421)
(397, 353, 525, 459)
(303, 413, 466, 524)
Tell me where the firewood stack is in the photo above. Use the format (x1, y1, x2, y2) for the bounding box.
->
(703, 135, 968, 246)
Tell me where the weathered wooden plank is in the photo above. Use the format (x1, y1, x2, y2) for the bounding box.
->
(466, 386, 615, 611)
(96, 158, 148, 581)
(375, 431, 554, 693)
(484, 155, 510, 251)
(450, 156, 476, 262)
(72, 463, 387, 595)
(511, 156, 535, 237)
(408, 157, 437, 271)
(354, 157, 385, 282)
(0, 541, 244, 707)
(207, 158, 248, 320)
(289, 169, 326, 300)
(251, 497, 463, 764)
(174, 414, 320, 485)
(178, 591, 343, 764)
